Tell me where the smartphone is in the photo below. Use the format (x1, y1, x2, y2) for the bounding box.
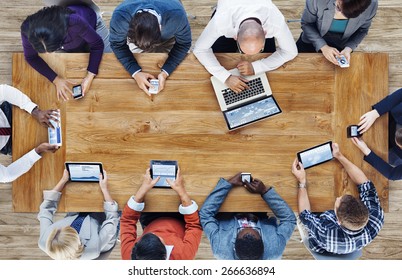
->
(148, 79, 159, 94)
(347, 125, 361, 138)
(72, 85, 83, 99)
(336, 55, 350, 68)
(241, 172, 252, 183)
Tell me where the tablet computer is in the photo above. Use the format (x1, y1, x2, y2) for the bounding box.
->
(297, 141, 333, 169)
(65, 162, 103, 182)
(150, 160, 178, 188)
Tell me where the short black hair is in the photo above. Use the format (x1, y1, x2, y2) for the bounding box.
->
(131, 233, 167, 260)
(127, 11, 161, 51)
(337, 194, 369, 230)
(234, 231, 264, 260)
(21, 5, 73, 53)
(341, 0, 372, 19)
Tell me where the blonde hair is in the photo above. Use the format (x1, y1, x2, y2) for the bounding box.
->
(46, 226, 84, 260)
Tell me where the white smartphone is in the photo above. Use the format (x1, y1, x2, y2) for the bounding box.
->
(241, 172, 252, 183)
(337, 55, 350, 68)
(149, 79, 159, 94)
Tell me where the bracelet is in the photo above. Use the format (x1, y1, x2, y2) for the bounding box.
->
(298, 182, 306, 189)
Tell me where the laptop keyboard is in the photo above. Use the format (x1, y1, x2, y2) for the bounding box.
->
(221, 77, 265, 105)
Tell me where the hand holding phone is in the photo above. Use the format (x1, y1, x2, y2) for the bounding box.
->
(347, 125, 362, 138)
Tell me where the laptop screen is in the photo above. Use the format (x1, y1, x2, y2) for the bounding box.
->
(223, 96, 282, 130)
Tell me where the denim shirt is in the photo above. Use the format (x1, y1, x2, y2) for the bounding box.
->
(109, 0, 191, 75)
(199, 178, 296, 260)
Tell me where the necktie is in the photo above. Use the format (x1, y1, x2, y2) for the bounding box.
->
(70, 213, 87, 234)
(0, 127, 11, 136)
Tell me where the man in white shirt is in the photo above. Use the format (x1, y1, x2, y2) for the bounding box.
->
(193, 0, 298, 93)
(0, 84, 59, 183)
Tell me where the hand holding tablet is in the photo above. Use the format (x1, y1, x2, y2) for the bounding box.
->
(150, 160, 178, 188)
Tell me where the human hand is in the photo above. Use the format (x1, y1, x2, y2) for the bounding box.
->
(236, 61, 255, 76)
(53, 76, 74, 101)
(31, 107, 59, 128)
(358, 109, 380, 133)
(291, 158, 306, 184)
(244, 178, 270, 195)
(227, 172, 244, 187)
(81, 72, 96, 96)
(166, 168, 192, 206)
(99, 170, 108, 192)
(351, 137, 371, 156)
(134, 168, 160, 203)
(341, 47, 352, 63)
(332, 142, 342, 159)
(157, 71, 168, 93)
(35, 143, 59, 155)
(133, 71, 155, 96)
(320, 45, 341, 65)
(225, 75, 249, 93)
(53, 169, 70, 192)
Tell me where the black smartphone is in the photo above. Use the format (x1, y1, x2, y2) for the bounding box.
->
(72, 85, 83, 99)
(347, 125, 361, 138)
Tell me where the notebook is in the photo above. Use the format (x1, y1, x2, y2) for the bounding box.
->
(210, 69, 281, 130)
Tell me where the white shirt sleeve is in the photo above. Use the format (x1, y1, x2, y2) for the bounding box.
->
(0, 84, 37, 114)
(193, 18, 233, 84)
(0, 149, 41, 183)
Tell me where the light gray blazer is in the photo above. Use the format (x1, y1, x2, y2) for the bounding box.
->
(37, 190, 120, 260)
(300, 0, 378, 51)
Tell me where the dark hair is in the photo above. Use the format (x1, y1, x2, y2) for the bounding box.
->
(127, 11, 161, 51)
(234, 231, 264, 260)
(337, 194, 369, 230)
(21, 6, 73, 53)
(131, 233, 167, 260)
(340, 0, 372, 19)
(395, 128, 402, 146)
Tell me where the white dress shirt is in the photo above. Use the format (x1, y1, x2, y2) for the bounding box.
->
(193, 0, 298, 83)
(0, 84, 40, 183)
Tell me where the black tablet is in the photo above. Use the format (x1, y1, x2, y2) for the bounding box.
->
(297, 141, 333, 169)
(150, 160, 178, 188)
(65, 162, 103, 182)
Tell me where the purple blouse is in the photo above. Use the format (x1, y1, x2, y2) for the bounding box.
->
(21, 5, 104, 82)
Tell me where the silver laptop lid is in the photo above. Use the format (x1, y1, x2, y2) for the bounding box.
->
(210, 68, 272, 111)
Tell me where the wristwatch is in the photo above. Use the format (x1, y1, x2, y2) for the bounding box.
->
(298, 182, 306, 188)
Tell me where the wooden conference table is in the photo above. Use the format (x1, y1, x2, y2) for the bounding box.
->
(12, 52, 389, 213)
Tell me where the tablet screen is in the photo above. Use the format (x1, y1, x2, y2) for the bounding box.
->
(297, 141, 333, 169)
(65, 162, 103, 182)
(150, 160, 177, 187)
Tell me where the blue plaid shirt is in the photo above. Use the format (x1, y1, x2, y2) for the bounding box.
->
(299, 181, 384, 254)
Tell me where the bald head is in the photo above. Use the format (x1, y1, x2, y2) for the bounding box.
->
(237, 20, 265, 55)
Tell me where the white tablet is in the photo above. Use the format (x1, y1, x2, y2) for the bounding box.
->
(65, 162, 103, 182)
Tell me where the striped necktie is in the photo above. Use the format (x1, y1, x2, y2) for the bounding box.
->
(70, 214, 87, 234)
(0, 127, 11, 136)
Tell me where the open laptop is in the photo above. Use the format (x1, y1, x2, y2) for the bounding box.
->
(210, 69, 282, 130)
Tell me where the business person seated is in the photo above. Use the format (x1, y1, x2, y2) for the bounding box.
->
(21, 2, 110, 101)
(199, 172, 296, 260)
(296, 0, 378, 66)
(120, 168, 202, 260)
(193, 0, 297, 93)
(291, 143, 384, 257)
(109, 0, 191, 96)
(351, 88, 402, 180)
(0, 84, 59, 183)
(38, 169, 119, 260)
